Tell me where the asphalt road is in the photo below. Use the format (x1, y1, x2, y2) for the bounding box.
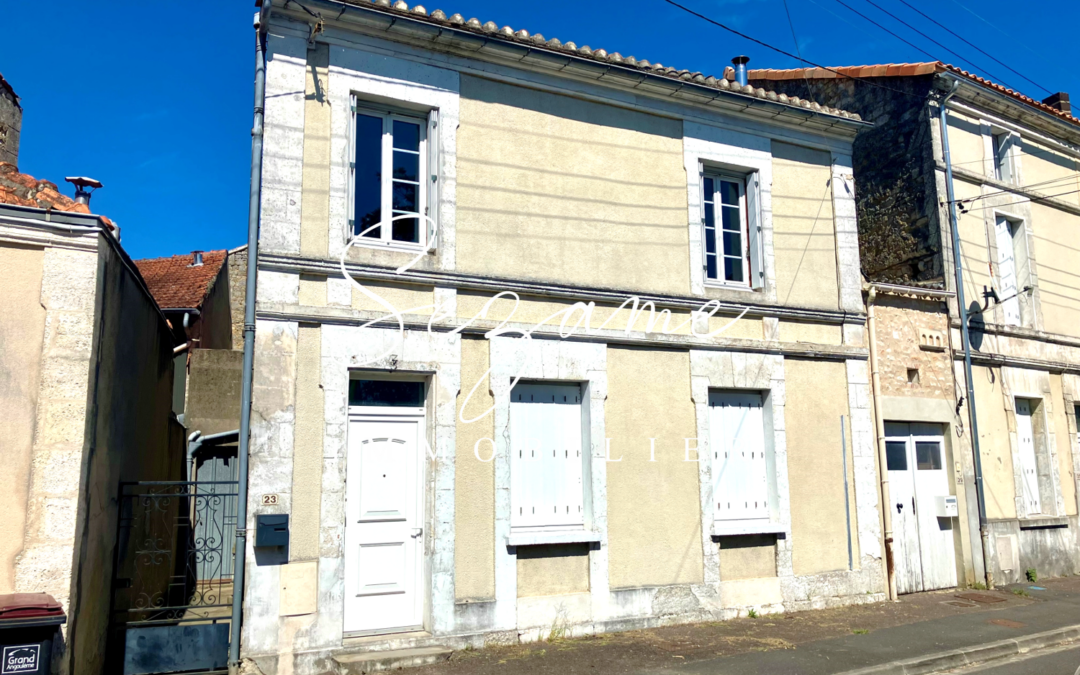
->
(953, 644, 1080, 674)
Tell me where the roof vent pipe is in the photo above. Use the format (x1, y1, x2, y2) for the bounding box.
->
(732, 55, 750, 87)
(65, 176, 103, 206)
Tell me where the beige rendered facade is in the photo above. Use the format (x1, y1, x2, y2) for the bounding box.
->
(242, 3, 882, 673)
(752, 63, 1080, 595)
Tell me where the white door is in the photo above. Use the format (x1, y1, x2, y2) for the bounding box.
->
(344, 415, 424, 633)
(1014, 399, 1042, 515)
(909, 424, 957, 591)
(994, 216, 1021, 326)
(885, 425, 922, 595)
(709, 392, 769, 523)
(885, 423, 957, 593)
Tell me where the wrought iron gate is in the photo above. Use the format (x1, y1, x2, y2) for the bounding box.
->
(108, 478, 238, 675)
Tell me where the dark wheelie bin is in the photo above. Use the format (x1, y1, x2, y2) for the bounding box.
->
(0, 594, 65, 675)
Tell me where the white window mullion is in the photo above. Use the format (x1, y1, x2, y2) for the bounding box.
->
(381, 117, 394, 243)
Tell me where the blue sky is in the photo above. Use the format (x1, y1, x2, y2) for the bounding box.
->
(2, 0, 1076, 260)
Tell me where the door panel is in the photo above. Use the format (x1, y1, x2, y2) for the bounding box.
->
(911, 434, 957, 591)
(344, 417, 424, 633)
(885, 423, 957, 593)
(885, 428, 923, 594)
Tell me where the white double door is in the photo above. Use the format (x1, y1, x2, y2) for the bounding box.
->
(885, 422, 957, 594)
(344, 413, 425, 634)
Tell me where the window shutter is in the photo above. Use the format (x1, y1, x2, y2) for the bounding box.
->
(426, 109, 440, 252)
(746, 173, 764, 290)
(994, 216, 1021, 326)
(1014, 399, 1042, 514)
(510, 384, 585, 529)
(710, 391, 769, 522)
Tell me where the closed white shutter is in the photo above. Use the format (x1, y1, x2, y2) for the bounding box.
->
(510, 383, 585, 529)
(426, 108, 440, 251)
(995, 216, 1021, 326)
(746, 172, 764, 290)
(1014, 399, 1042, 515)
(709, 391, 769, 522)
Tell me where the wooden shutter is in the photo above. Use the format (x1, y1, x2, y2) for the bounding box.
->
(1014, 399, 1042, 514)
(995, 216, 1021, 326)
(709, 391, 769, 522)
(426, 108, 440, 252)
(746, 172, 764, 290)
(510, 383, 585, 529)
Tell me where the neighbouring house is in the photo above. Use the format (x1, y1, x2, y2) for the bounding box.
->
(241, 1, 882, 672)
(0, 162, 184, 674)
(749, 63, 1080, 591)
(136, 248, 240, 426)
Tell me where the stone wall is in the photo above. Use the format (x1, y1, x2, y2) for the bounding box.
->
(228, 247, 248, 350)
(0, 76, 20, 166)
(872, 295, 954, 400)
(748, 74, 942, 285)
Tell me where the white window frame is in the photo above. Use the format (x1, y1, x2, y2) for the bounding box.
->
(508, 382, 590, 536)
(701, 171, 753, 289)
(992, 130, 1016, 184)
(1014, 397, 1043, 515)
(708, 389, 782, 535)
(349, 96, 440, 252)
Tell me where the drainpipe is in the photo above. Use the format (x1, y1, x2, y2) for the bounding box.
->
(939, 80, 994, 589)
(866, 286, 897, 600)
(229, 7, 268, 673)
(187, 429, 241, 483)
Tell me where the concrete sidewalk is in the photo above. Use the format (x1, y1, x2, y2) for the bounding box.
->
(412, 577, 1080, 675)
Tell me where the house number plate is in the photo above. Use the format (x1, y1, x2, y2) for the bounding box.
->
(261, 494, 279, 506)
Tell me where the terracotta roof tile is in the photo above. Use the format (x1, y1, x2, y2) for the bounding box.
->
(0, 162, 116, 230)
(308, 0, 862, 121)
(746, 62, 1080, 127)
(135, 250, 227, 310)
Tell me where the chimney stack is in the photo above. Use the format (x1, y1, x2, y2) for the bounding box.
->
(732, 56, 750, 87)
(65, 176, 103, 207)
(1042, 92, 1071, 115)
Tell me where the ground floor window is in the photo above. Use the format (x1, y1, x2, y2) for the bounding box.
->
(709, 390, 772, 524)
(509, 382, 586, 531)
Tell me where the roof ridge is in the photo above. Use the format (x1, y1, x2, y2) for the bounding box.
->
(326, 0, 862, 120)
(747, 61, 1079, 127)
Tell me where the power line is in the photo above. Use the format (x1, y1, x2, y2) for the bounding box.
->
(831, 0, 936, 60)
(781, 0, 818, 104)
(955, 186, 1080, 213)
(946, 0, 1044, 61)
(658, 0, 931, 102)
(859, 0, 1018, 92)
(894, 0, 1052, 95)
(955, 174, 1080, 205)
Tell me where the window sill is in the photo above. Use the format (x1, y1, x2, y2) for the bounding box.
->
(506, 529, 601, 547)
(347, 238, 433, 256)
(711, 521, 785, 537)
(1018, 516, 1070, 530)
(703, 282, 758, 293)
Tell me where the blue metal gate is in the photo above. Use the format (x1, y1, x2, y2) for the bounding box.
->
(108, 480, 238, 675)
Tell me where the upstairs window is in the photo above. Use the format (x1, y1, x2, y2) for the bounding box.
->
(994, 214, 1025, 327)
(702, 174, 751, 286)
(992, 131, 1015, 183)
(351, 100, 438, 249)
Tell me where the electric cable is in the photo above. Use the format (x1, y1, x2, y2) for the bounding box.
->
(659, 0, 933, 102)
(859, 0, 1018, 91)
(894, 0, 1052, 95)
